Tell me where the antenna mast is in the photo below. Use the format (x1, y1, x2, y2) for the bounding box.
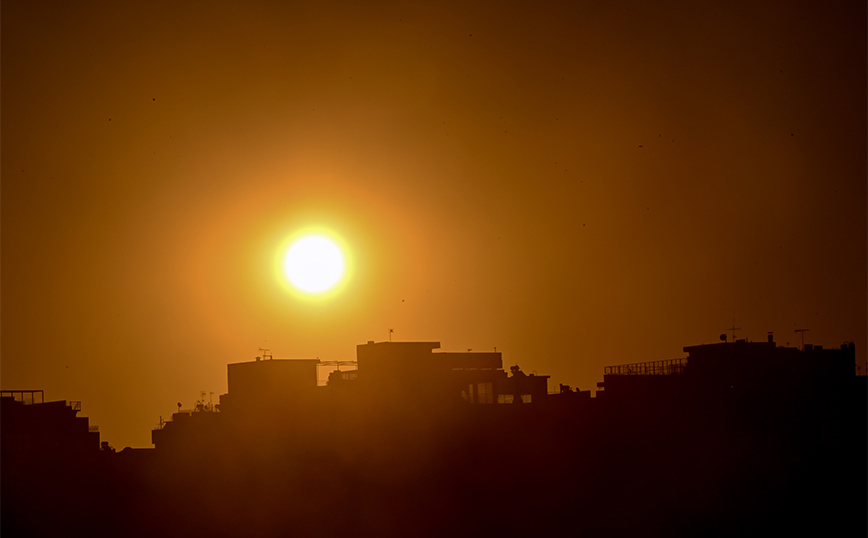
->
(794, 328, 809, 350)
(727, 319, 741, 342)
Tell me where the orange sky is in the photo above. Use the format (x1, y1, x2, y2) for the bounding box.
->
(3, 0, 865, 449)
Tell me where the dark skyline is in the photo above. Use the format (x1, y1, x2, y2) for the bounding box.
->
(3, 335, 864, 537)
(2, 0, 865, 450)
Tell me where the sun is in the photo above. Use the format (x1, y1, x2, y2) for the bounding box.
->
(283, 236, 344, 293)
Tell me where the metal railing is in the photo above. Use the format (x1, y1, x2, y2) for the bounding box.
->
(1, 390, 45, 405)
(604, 358, 687, 376)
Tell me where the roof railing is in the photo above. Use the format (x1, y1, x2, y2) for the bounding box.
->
(0, 390, 45, 405)
(604, 358, 687, 376)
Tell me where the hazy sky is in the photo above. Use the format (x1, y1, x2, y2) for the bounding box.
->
(3, 0, 865, 448)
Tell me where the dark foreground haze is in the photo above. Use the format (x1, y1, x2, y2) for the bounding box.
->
(3, 337, 865, 537)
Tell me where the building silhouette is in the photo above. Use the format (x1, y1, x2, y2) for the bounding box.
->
(1, 390, 101, 458)
(3, 335, 865, 538)
(1, 390, 106, 537)
(151, 341, 550, 457)
(598, 334, 857, 400)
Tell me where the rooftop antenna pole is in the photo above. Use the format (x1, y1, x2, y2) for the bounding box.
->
(727, 319, 741, 342)
(794, 328, 809, 350)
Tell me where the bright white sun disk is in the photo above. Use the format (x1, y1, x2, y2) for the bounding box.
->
(284, 236, 344, 292)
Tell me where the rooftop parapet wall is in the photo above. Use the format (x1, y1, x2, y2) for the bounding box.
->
(227, 358, 320, 397)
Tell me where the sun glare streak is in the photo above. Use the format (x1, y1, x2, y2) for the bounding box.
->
(282, 235, 345, 293)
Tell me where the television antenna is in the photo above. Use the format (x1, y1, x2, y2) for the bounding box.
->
(318, 360, 358, 371)
(794, 328, 809, 350)
(726, 319, 741, 341)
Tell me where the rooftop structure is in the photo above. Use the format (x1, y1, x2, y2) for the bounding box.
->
(596, 336, 857, 401)
(1, 391, 101, 465)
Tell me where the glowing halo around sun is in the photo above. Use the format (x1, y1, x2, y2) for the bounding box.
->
(283, 235, 345, 293)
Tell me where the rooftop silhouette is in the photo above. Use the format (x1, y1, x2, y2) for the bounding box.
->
(3, 334, 865, 537)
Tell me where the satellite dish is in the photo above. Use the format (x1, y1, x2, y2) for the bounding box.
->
(719, 334, 727, 342)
